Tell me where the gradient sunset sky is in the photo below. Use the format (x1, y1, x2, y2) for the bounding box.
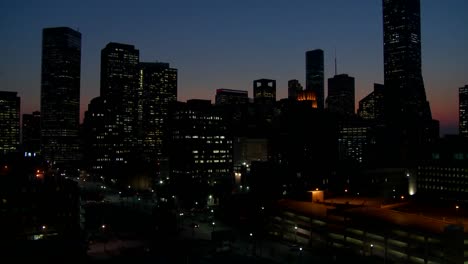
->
(1, 0, 467, 135)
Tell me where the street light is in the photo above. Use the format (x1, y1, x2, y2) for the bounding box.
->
(294, 225, 298, 242)
(212, 221, 215, 231)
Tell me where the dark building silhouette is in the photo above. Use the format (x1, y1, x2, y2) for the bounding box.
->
(415, 135, 468, 204)
(215, 89, 248, 105)
(0, 153, 85, 262)
(167, 100, 233, 208)
(357, 83, 385, 122)
(40, 27, 81, 166)
(91, 42, 139, 182)
(383, 0, 431, 121)
(460, 85, 468, 137)
(271, 100, 339, 197)
(0, 91, 20, 155)
(305, 49, 324, 109)
(253, 79, 276, 105)
(139, 62, 177, 164)
(327, 74, 355, 116)
(287, 79, 303, 100)
(214, 89, 250, 136)
(338, 120, 373, 164)
(83, 96, 112, 180)
(22, 111, 41, 156)
(382, 0, 439, 165)
(253, 79, 276, 123)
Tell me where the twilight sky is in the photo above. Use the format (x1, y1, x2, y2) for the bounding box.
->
(1, 0, 467, 135)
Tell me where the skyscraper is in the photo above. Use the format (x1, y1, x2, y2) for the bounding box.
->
(357, 83, 385, 122)
(40, 27, 81, 165)
(139, 62, 177, 163)
(85, 43, 140, 182)
(327, 74, 355, 116)
(381, 0, 439, 166)
(253, 79, 276, 105)
(288, 79, 303, 100)
(100, 43, 140, 157)
(306, 49, 324, 109)
(22, 111, 41, 156)
(460, 85, 468, 137)
(0, 91, 20, 155)
(168, 100, 233, 207)
(383, 0, 431, 121)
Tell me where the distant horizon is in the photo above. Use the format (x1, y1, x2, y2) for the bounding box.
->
(2, 0, 467, 136)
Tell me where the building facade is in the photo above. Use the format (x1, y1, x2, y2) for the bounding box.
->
(306, 49, 324, 109)
(22, 111, 41, 156)
(357, 83, 385, 122)
(288, 79, 303, 101)
(0, 91, 20, 155)
(383, 0, 431, 122)
(139, 62, 177, 164)
(167, 100, 233, 208)
(40, 27, 81, 166)
(460, 85, 468, 137)
(215, 89, 248, 105)
(327, 74, 355, 116)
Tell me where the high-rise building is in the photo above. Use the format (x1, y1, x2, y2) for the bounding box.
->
(383, 0, 431, 122)
(139, 62, 177, 163)
(0, 91, 20, 155)
(460, 85, 468, 137)
(357, 83, 385, 122)
(306, 49, 324, 109)
(382, 0, 439, 165)
(40, 27, 81, 165)
(288, 79, 303, 100)
(253, 79, 276, 123)
(215, 89, 248, 105)
(82, 97, 113, 180)
(327, 74, 355, 116)
(253, 79, 276, 104)
(168, 100, 233, 207)
(100, 42, 140, 163)
(22, 111, 41, 156)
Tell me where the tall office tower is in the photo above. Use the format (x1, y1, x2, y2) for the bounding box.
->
(253, 79, 276, 104)
(100, 42, 140, 163)
(0, 91, 20, 155)
(383, 0, 431, 122)
(358, 84, 385, 122)
(139, 62, 177, 164)
(288, 79, 303, 100)
(22, 111, 41, 155)
(168, 100, 233, 207)
(215, 89, 248, 105)
(82, 97, 113, 180)
(40, 27, 81, 165)
(253, 79, 276, 123)
(327, 74, 355, 116)
(460, 85, 468, 137)
(306, 49, 324, 109)
(382, 0, 439, 165)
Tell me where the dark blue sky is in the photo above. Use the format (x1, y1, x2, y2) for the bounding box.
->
(1, 0, 467, 135)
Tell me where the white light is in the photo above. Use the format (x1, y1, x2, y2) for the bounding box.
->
(249, 233, 253, 237)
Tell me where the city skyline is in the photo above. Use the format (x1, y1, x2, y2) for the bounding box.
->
(1, 0, 467, 135)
